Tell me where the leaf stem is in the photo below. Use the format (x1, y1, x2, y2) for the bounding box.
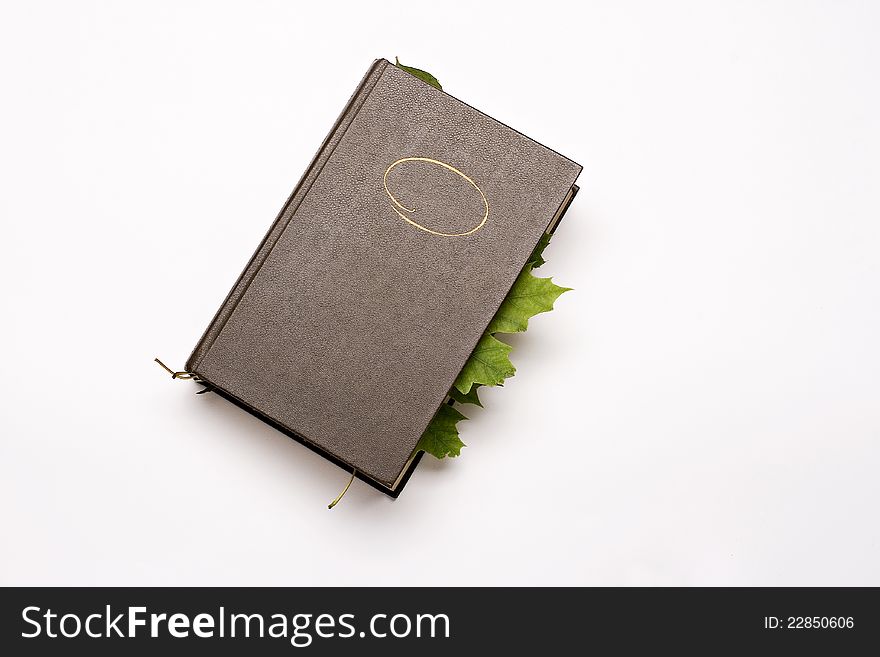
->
(327, 470, 356, 509)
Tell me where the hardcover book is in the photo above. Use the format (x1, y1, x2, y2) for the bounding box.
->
(185, 58, 581, 496)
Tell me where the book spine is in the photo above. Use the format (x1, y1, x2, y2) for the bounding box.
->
(186, 59, 390, 373)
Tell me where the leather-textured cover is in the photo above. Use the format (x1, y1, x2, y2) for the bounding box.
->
(187, 59, 582, 487)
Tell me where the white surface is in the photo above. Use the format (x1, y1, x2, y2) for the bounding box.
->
(1, 0, 878, 586)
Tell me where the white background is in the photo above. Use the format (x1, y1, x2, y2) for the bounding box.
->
(1, 0, 878, 586)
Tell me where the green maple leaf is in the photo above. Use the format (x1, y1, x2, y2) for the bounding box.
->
(395, 64, 574, 460)
(486, 268, 571, 334)
(449, 384, 483, 407)
(526, 232, 552, 269)
(395, 57, 442, 90)
(453, 333, 515, 394)
(416, 403, 467, 458)
(421, 241, 571, 458)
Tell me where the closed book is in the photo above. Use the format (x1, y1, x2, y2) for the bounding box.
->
(185, 58, 581, 496)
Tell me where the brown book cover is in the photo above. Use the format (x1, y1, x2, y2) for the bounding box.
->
(186, 58, 581, 494)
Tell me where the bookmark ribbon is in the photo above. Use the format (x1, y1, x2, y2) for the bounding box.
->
(154, 357, 211, 393)
(154, 357, 200, 380)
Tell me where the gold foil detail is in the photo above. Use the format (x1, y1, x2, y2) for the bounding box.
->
(382, 157, 489, 237)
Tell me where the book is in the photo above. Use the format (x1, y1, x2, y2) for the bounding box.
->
(185, 58, 582, 496)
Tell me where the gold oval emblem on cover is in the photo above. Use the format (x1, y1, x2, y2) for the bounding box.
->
(382, 157, 489, 237)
